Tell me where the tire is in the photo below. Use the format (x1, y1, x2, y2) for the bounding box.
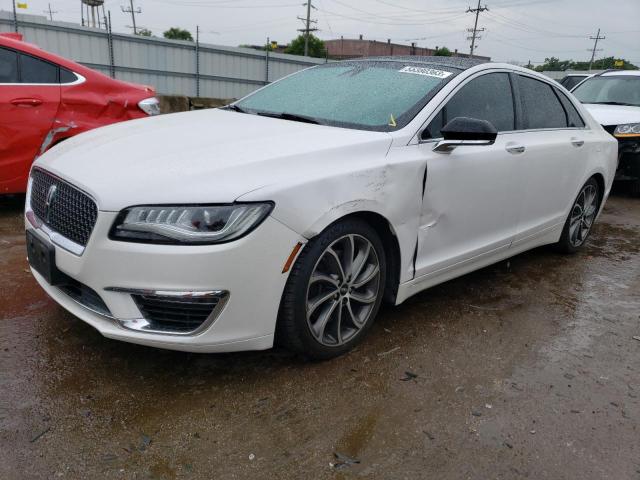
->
(277, 218, 387, 360)
(556, 177, 601, 253)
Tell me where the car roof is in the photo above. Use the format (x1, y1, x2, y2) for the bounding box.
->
(346, 56, 488, 71)
(599, 70, 640, 77)
(0, 34, 89, 73)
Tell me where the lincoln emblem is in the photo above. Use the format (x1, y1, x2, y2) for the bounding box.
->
(44, 184, 57, 223)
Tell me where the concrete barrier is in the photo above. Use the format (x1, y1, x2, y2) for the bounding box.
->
(158, 95, 234, 114)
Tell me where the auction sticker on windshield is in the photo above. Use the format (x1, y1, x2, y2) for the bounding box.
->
(398, 66, 453, 78)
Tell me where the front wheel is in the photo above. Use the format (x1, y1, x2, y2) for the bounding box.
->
(277, 219, 386, 360)
(556, 178, 600, 253)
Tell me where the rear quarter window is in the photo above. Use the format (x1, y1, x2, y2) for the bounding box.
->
(556, 91, 585, 128)
(60, 68, 77, 84)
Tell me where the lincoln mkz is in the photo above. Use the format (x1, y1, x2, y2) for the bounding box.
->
(26, 57, 618, 359)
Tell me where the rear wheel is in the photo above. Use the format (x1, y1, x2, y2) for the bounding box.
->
(556, 177, 600, 253)
(277, 219, 386, 360)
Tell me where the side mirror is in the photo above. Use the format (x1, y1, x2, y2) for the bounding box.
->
(433, 117, 498, 153)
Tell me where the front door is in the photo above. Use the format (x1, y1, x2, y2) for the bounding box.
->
(413, 71, 523, 278)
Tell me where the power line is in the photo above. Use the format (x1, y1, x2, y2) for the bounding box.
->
(315, 6, 466, 26)
(121, 0, 142, 35)
(44, 3, 58, 21)
(588, 28, 605, 71)
(467, 0, 488, 57)
(297, 1, 318, 56)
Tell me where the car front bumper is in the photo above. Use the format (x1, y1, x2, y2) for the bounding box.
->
(27, 211, 304, 353)
(615, 138, 640, 182)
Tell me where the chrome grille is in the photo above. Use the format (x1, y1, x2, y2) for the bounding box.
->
(131, 294, 226, 333)
(30, 169, 97, 247)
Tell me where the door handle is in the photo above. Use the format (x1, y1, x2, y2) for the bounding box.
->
(506, 144, 526, 154)
(11, 98, 43, 107)
(571, 138, 584, 147)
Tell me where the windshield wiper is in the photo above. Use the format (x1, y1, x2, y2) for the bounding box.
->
(256, 111, 322, 125)
(223, 104, 248, 113)
(588, 101, 634, 106)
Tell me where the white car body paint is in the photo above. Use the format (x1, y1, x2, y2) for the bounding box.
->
(28, 62, 618, 352)
(581, 103, 640, 127)
(574, 70, 640, 127)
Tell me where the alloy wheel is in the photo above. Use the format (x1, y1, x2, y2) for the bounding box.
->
(305, 234, 381, 346)
(569, 183, 598, 247)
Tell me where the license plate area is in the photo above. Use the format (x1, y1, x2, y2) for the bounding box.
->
(26, 230, 66, 286)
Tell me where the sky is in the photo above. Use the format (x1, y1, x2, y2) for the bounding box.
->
(6, 0, 640, 65)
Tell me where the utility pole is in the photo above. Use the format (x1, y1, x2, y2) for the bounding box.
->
(195, 25, 201, 98)
(121, 0, 141, 35)
(466, 0, 488, 57)
(12, 0, 18, 32)
(44, 3, 58, 21)
(298, 1, 318, 56)
(107, 10, 115, 78)
(588, 28, 605, 71)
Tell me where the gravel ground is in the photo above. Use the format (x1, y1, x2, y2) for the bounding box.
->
(1, 193, 639, 480)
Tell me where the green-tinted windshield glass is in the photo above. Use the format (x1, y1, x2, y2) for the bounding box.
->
(236, 62, 455, 131)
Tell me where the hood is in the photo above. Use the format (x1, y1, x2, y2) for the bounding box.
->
(582, 103, 640, 127)
(35, 109, 392, 211)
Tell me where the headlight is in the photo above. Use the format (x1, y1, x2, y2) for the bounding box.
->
(614, 123, 640, 138)
(110, 203, 273, 244)
(138, 97, 161, 116)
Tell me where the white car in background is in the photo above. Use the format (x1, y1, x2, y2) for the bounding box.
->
(559, 73, 592, 90)
(572, 70, 640, 193)
(26, 57, 617, 359)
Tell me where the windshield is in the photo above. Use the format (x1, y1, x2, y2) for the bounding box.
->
(235, 61, 458, 131)
(560, 76, 587, 90)
(572, 75, 640, 107)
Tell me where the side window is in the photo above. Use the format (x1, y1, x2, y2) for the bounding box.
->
(0, 47, 19, 83)
(518, 76, 567, 129)
(556, 91, 585, 128)
(423, 73, 515, 139)
(60, 68, 77, 84)
(20, 53, 58, 84)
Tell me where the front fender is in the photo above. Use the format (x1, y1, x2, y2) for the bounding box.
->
(238, 156, 426, 284)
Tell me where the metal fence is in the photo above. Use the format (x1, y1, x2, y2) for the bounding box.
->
(0, 11, 328, 98)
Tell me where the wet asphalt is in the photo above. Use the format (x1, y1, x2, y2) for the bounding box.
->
(0, 193, 639, 480)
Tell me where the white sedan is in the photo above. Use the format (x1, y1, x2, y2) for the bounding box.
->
(26, 57, 618, 359)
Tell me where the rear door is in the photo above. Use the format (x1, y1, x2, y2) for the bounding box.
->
(511, 74, 588, 244)
(0, 47, 60, 193)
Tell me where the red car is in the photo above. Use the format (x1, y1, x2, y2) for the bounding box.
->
(0, 33, 159, 194)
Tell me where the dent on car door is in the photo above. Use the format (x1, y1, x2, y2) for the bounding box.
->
(0, 48, 60, 193)
(511, 74, 588, 244)
(413, 72, 523, 278)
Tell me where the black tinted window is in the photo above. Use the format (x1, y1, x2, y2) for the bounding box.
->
(60, 68, 77, 84)
(519, 76, 567, 129)
(424, 73, 514, 139)
(556, 91, 585, 128)
(0, 47, 18, 83)
(20, 54, 58, 83)
(560, 76, 585, 90)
